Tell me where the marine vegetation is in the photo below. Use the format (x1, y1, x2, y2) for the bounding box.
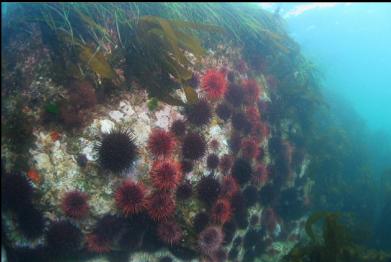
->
(284, 212, 391, 262)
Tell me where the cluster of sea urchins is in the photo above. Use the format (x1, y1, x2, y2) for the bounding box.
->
(9, 63, 280, 260)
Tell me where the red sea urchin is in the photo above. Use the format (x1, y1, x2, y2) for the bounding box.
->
(242, 79, 261, 105)
(220, 176, 239, 199)
(241, 138, 259, 159)
(150, 160, 182, 191)
(86, 214, 125, 253)
(209, 139, 220, 152)
(148, 129, 176, 158)
(198, 226, 224, 254)
(182, 133, 206, 160)
(115, 180, 146, 216)
(97, 128, 137, 173)
(147, 191, 176, 221)
(201, 69, 227, 100)
(61, 190, 89, 219)
(219, 154, 233, 174)
(253, 164, 268, 185)
(246, 106, 261, 123)
(157, 220, 183, 245)
(86, 233, 112, 253)
(211, 198, 232, 224)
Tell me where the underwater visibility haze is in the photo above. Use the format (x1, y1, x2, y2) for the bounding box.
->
(1, 3, 391, 262)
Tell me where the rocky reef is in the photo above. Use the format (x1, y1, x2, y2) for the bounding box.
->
(2, 3, 321, 262)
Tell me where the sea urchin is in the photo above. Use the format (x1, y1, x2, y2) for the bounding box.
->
(170, 119, 186, 137)
(184, 99, 212, 127)
(61, 190, 89, 219)
(45, 221, 83, 254)
(198, 226, 224, 254)
(147, 191, 176, 221)
(231, 158, 252, 185)
(157, 220, 183, 245)
(182, 133, 206, 160)
(211, 198, 232, 224)
(97, 128, 137, 173)
(148, 129, 176, 158)
(207, 154, 219, 170)
(150, 160, 181, 191)
(201, 69, 227, 100)
(197, 176, 221, 205)
(115, 180, 146, 216)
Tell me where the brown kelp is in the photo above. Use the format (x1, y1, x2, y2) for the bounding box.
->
(284, 212, 391, 262)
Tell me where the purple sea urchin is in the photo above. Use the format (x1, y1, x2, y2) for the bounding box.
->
(207, 154, 219, 170)
(180, 160, 194, 174)
(225, 83, 244, 107)
(46, 221, 83, 254)
(222, 221, 237, 245)
(215, 103, 232, 121)
(197, 176, 221, 205)
(170, 119, 186, 137)
(176, 182, 193, 200)
(16, 205, 44, 239)
(184, 99, 212, 127)
(2, 172, 33, 212)
(232, 112, 249, 131)
(193, 212, 210, 233)
(157, 220, 183, 245)
(182, 133, 206, 160)
(198, 226, 224, 254)
(97, 128, 137, 173)
(231, 158, 252, 185)
(243, 185, 258, 207)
